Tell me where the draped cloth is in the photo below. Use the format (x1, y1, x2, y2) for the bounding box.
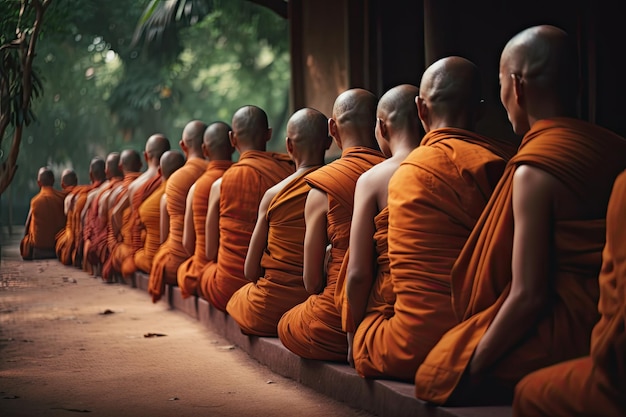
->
(120, 173, 163, 279)
(198, 151, 295, 311)
(84, 178, 123, 267)
(133, 181, 166, 274)
(345, 129, 513, 380)
(21, 187, 66, 260)
(148, 158, 208, 302)
(177, 160, 233, 298)
(226, 166, 319, 336)
(415, 118, 626, 404)
(55, 185, 83, 265)
(74, 181, 104, 267)
(277, 146, 386, 362)
(512, 170, 626, 417)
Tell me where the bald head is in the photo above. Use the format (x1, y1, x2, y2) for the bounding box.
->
(61, 168, 78, 188)
(330, 88, 379, 150)
(145, 134, 171, 164)
(287, 108, 331, 155)
(377, 84, 420, 129)
(37, 167, 54, 187)
(230, 105, 271, 151)
(501, 25, 577, 105)
(203, 121, 234, 161)
(160, 150, 185, 180)
(182, 120, 207, 154)
(120, 149, 142, 173)
(105, 152, 122, 179)
(90, 157, 106, 182)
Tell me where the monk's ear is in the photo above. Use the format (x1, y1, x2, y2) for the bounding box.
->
(416, 96, 430, 132)
(286, 137, 294, 154)
(201, 143, 209, 158)
(511, 73, 524, 106)
(377, 118, 388, 140)
(328, 118, 342, 149)
(228, 131, 237, 149)
(265, 127, 272, 143)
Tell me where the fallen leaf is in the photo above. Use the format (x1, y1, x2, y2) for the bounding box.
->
(266, 380, 275, 384)
(144, 333, 167, 338)
(168, 397, 179, 401)
(99, 309, 114, 315)
(217, 345, 235, 351)
(51, 408, 91, 413)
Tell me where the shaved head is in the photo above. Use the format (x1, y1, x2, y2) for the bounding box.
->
(120, 149, 142, 173)
(377, 84, 420, 129)
(145, 134, 171, 162)
(160, 150, 185, 179)
(332, 88, 378, 131)
(37, 167, 54, 187)
(61, 168, 78, 187)
(90, 157, 106, 182)
(231, 105, 271, 150)
(182, 120, 207, 152)
(105, 152, 122, 179)
(287, 108, 330, 151)
(203, 121, 234, 161)
(419, 56, 482, 119)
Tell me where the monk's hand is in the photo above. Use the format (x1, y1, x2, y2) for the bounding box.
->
(347, 332, 355, 368)
(323, 243, 332, 277)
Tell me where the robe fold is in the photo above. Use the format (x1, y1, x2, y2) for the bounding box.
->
(277, 146, 386, 362)
(84, 177, 122, 267)
(148, 158, 208, 302)
(102, 172, 141, 281)
(348, 129, 513, 380)
(198, 151, 294, 311)
(120, 173, 162, 278)
(414, 118, 626, 405)
(177, 160, 233, 298)
(21, 187, 66, 260)
(133, 181, 167, 274)
(55, 185, 83, 265)
(512, 170, 626, 417)
(226, 166, 319, 336)
(73, 181, 103, 267)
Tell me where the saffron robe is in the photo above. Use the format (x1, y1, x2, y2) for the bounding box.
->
(21, 187, 66, 260)
(177, 160, 233, 298)
(84, 177, 123, 267)
(55, 185, 84, 265)
(133, 181, 167, 274)
(414, 118, 626, 404)
(72, 181, 103, 267)
(120, 173, 163, 278)
(148, 158, 208, 302)
(348, 129, 513, 380)
(226, 166, 319, 336)
(277, 146, 386, 361)
(512, 170, 626, 417)
(198, 151, 295, 311)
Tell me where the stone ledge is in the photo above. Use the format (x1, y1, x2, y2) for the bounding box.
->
(133, 272, 511, 417)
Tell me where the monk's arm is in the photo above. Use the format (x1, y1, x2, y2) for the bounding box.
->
(24, 209, 32, 236)
(345, 177, 378, 365)
(182, 184, 196, 257)
(159, 194, 170, 244)
(110, 194, 129, 237)
(205, 179, 222, 262)
(244, 188, 275, 283)
(470, 165, 552, 374)
(303, 188, 329, 294)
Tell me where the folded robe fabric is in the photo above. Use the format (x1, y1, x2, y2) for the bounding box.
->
(277, 146, 386, 362)
(84, 177, 123, 267)
(198, 151, 295, 311)
(148, 158, 208, 302)
(21, 186, 66, 260)
(120, 173, 162, 278)
(226, 166, 320, 336)
(512, 170, 626, 417)
(346, 129, 513, 381)
(74, 181, 104, 267)
(177, 160, 233, 298)
(55, 185, 84, 265)
(415, 117, 626, 405)
(133, 181, 167, 274)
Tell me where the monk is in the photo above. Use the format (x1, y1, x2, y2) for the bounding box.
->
(339, 84, 420, 368)
(54, 169, 79, 263)
(83, 152, 123, 274)
(21, 167, 66, 260)
(197, 105, 294, 311)
(176, 122, 234, 298)
(512, 170, 626, 416)
(414, 25, 626, 406)
(117, 135, 171, 280)
(277, 88, 386, 362)
(148, 121, 209, 302)
(133, 151, 186, 274)
(72, 158, 106, 268)
(101, 149, 142, 282)
(226, 108, 332, 336)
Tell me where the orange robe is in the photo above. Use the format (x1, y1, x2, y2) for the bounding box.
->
(84, 178, 123, 267)
(415, 118, 626, 405)
(102, 172, 141, 281)
(347, 129, 513, 381)
(120, 173, 163, 278)
(198, 151, 295, 311)
(277, 146, 386, 362)
(72, 181, 103, 267)
(512, 170, 626, 417)
(21, 186, 66, 260)
(133, 181, 167, 274)
(55, 185, 81, 265)
(226, 166, 320, 336)
(148, 158, 208, 302)
(177, 160, 233, 298)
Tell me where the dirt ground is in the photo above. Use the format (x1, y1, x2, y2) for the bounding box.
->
(0, 230, 374, 417)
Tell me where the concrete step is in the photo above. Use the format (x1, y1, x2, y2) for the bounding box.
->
(134, 272, 512, 417)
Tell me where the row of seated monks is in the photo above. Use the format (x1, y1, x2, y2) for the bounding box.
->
(21, 25, 625, 416)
